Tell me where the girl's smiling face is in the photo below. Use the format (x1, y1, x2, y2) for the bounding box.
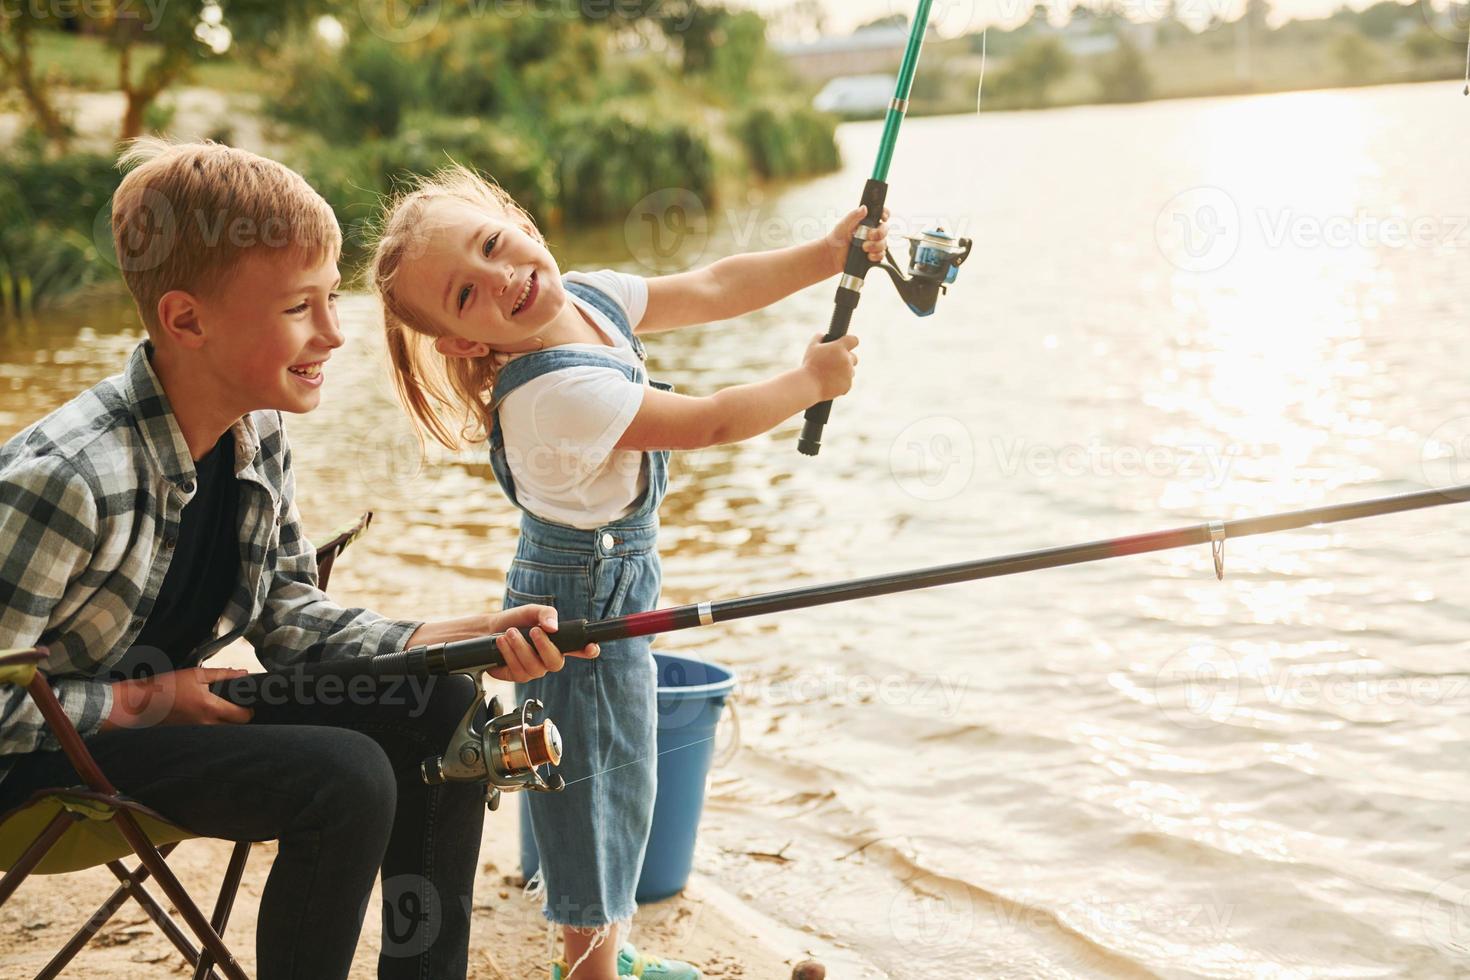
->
(396, 198, 566, 353)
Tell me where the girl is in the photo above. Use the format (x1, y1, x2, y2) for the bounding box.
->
(368, 166, 886, 980)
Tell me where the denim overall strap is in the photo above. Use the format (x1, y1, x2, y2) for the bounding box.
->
(563, 280, 649, 359)
(487, 278, 671, 525)
(488, 351, 643, 511)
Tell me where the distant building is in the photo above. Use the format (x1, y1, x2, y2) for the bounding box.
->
(813, 74, 898, 115)
(775, 24, 937, 83)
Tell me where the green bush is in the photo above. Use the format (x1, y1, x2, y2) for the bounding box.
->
(0, 150, 120, 314)
(423, 12, 605, 123)
(551, 104, 717, 222)
(292, 114, 559, 259)
(732, 103, 840, 180)
(265, 35, 431, 142)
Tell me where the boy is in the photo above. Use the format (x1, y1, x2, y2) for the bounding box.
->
(0, 138, 598, 979)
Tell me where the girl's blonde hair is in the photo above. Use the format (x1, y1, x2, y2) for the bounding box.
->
(368, 164, 544, 451)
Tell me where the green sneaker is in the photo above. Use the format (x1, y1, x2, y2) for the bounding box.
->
(617, 943, 702, 980)
(549, 960, 636, 980)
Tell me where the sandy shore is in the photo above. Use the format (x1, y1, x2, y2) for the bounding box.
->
(0, 808, 838, 978)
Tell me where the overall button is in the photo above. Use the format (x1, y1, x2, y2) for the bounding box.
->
(180, 480, 195, 494)
(600, 533, 615, 553)
(163, 537, 177, 551)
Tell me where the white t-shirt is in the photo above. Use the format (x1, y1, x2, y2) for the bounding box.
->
(497, 270, 652, 529)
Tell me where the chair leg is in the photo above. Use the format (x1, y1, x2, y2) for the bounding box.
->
(38, 844, 198, 980)
(111, 812, 249, 980)
(0, 809, 77, 906)
(192, 841, 251, 980)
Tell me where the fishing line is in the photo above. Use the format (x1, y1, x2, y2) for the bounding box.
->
(557, 734, 719, 790)
(977, 28, 989, 113)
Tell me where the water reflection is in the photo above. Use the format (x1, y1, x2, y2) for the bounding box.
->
(2, 81, 1469, 978)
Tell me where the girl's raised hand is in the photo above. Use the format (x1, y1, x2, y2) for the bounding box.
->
(825, 204, 891, 275)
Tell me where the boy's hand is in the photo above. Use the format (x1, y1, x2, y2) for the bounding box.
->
(825, 205, 891, 276)
(801, 333, 860, 402)
(485, 605, 600, 684)
(103, 667, 254, 731)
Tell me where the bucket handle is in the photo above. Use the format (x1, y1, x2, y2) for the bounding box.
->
(711, 696, 741, 769)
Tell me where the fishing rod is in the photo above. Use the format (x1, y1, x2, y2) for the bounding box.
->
(799, 0, 974, 457)
(297, 483, 1470, 680)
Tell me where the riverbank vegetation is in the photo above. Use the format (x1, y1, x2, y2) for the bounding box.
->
(0, 2, 840, 312)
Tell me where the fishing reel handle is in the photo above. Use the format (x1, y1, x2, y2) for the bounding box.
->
(799, 178, 889, 457)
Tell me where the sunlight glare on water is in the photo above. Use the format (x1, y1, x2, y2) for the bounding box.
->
(2, 81, 1468, 978)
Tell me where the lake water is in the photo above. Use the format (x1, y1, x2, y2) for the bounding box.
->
(3, 80, 1468, 977)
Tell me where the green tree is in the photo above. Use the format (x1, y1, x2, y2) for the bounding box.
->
(1156, 0, 1193, 47)
(1330, 31, 1379, 79)
(0, 10, 74, 149)
(709, 11, 772, 96)
(1402, 26, 1446, 62)
(1244, 0, 1272, 44)
(856, 14, 909, 31)
(992, 36, 1073, 108)
(1356, 0, 1412, 38)
(1094, 35, 1153, 101)
(0, 1, 330, 148)
(653, 1, 735, 73)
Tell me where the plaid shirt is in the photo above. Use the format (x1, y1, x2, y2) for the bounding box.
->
(0, 342, 420, 775)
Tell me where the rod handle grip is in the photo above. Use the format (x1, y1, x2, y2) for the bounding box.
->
(435, 617, 591, 674)
(799, 179, 887, 458)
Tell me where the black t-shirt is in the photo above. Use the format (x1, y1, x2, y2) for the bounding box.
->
(132, 431, 241, 669)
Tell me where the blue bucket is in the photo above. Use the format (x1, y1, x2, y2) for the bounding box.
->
(519, 653, 736, 903)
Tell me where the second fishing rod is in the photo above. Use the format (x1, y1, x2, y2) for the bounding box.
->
(798, 0, 975, 457)
(295, 483, 1470, 680)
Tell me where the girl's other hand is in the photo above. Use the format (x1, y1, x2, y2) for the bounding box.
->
(825, 205, 891, 275)
(801, 333, 860, 402)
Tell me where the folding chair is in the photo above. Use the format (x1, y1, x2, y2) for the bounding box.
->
(0, 511, 374, 980)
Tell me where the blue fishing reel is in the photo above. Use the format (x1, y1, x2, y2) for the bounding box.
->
(876, 226, 973, 317)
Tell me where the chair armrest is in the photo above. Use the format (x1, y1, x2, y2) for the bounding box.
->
(314, 511, 373, 593)
(2, 646, 117, 794)
(0, 647, 47, 688)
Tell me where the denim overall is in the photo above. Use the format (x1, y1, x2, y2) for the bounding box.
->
(490, 280, 670, 928)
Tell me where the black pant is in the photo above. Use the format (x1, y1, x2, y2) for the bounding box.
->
(0, 673, 487, 980)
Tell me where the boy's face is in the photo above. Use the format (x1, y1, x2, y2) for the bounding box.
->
(396, 199, 565, 350)
(191, 249, 344, 417)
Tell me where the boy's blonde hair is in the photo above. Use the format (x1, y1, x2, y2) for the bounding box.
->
(368, 164, 544, 451)
(112, 137, 340, 333)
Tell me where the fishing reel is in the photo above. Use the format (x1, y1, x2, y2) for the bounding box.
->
(421, 693, 564, 811)
(873, 227, 973, 317)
